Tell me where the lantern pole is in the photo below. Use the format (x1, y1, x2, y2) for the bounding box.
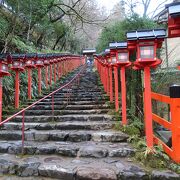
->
(0, 77, 2, 122)
(109, 66, 113, 102)
(15, 71, 20, 109)
(120, 66, 127, 125)
(28, 68, 32, 100)
(114, 66, 119, 111)
(144, 66, 153, 148)
(45, 66, 49, 89)
(38, 67, 42, 95)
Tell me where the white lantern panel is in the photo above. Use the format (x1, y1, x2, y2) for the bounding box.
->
(118, 53, 128, 62)
(140, 46, 154, 59)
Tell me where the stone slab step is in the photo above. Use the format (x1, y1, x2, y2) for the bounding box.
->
(1, 121, 115, 131)
(0, 154, 178, 179)
(41, 97, 108, 101)
(24, 109, 110, 115)
(0, 130, 129, 142)
(33, 100, 106, 106)
(30, 104, 110, 110)
(11, 114, 114, 123)
(0, 141, 135, 158)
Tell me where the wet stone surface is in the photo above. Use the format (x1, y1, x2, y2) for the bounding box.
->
(0, 65, 179, 179)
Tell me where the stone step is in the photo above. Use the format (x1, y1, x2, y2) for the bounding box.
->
(30, 104, 110, 110)
(41, 97, 107, 102)
(33, 100, 107, 106)
(24, 109, 110, 116)
(0, 130, 129, 142)
(0, 153, 178, 179)
(12, 114, 114, 123)
(0, 141, 135, 158)
(1, 121, 115, 131)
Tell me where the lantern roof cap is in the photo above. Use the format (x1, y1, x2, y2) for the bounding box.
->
(11, 54, 25, 60)
(126, 28, 166, 40)
(154, 2, 180, 23)
(25, 53, 37, 58)
(0, 53, 12, 61)
(109, 42, 127, 49)
(83, 48, 96, 55)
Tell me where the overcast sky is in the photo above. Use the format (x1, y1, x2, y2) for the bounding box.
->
(96, 0, 173, 16)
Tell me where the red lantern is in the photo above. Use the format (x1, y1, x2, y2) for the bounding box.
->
(127, 28, 166, 149)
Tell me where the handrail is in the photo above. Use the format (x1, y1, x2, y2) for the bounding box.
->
(0, 65, 85, 126)
(151, 91, 180, 163)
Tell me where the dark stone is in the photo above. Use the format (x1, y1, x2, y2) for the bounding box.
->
(8, 145, 22, 154)
(49, 132, 68, 141)
(38, 164, 74, 180)
(35, 124, 54, 130)
(151, 170, 180, 180)
(67, 132, 91, 142)
(0, 142, 10, 153)
(57, 146, 79, 157)
(109, 148, 135, 157)
(36, 146, 56, 154)
(17, 162, 40, 177)
(116, 162, 149, 180)
(79, 146, 108, 158)
(76, 166, 117, 180)
(92, 132, 128, 142)
(0, 159, 18, 175)
(34, 132, 49, 141)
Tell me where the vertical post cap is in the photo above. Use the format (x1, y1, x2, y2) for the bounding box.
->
(170, 85, 180, 98)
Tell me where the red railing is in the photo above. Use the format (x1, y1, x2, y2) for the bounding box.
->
(152, 92, 180, 163)
(0, 65, 86, 154)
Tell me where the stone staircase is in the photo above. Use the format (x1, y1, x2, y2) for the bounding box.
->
(0, 65, 179, 180)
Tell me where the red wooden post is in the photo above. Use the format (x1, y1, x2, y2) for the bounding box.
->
(38, 67, 42, 95)
(45, 66, 49, 89)
(121, 66, 127, 125)
(15, 71, 20, 108)
(114, 66, 119, 111)
(170, 85, 180, 163)
(144, 66, 153, 147)
(50, 64, 52, 86)
(0, 78, 2, 122)
(54, 63, 56, 84)
(109, 67, 113, 102)
(28, 68, 32, 100)
(106, 66, 110, 96)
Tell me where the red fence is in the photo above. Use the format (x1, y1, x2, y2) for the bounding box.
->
(0, 64, 86, 154)
(152, 92, 180, 163)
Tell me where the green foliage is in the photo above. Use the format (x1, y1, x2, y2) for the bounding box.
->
(96, 14, 160, 53)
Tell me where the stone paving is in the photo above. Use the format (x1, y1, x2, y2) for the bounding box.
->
(0, 65, 179, 179)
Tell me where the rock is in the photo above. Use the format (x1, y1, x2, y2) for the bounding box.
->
(79, 146, 108, 158)
(76, 166, 117, 180)
(36, 145, 56, 154)
(35, 124, 54, 130)
(67, 132, 91, 142)
(116, 162, 149, 180)
(49, 132, 68, 141)
(109, 148, 135, 157)
(0, 142, 10, 153)
(0, 159, 18, 175)
(34, 132, 49, 141)
(151, 170, 180, 180)
(92, 132, 128, 142)
(38, 164, 74, 180)
(57, 146, 79, 157)
(17, 162, 40, 177)
(24, 146, 37, 155)
(8, 145, 21, 154)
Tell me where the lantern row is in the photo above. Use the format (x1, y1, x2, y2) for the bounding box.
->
(0, 53, 85, 122)
(94, 28, 166, 151)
